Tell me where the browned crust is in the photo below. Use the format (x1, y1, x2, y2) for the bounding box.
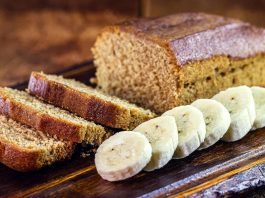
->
(0, 139, 41, 172)
(0, 137, 74, 172)
(28, 72, 131, 129)
(102, 13, 265, 66)
(0, 90, 84, 143)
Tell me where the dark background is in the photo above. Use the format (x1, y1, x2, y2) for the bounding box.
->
(0, 0, 264, 86)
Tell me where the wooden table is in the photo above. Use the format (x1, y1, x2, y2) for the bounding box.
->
(1, 62, 264, 198)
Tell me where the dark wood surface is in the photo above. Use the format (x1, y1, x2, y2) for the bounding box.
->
(0, 62, 264, 198)
(190, 163, 265, 197)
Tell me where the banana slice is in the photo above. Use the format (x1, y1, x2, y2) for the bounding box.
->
(133, 116, 178, 171)
(251, 86, 265, 130)
(162, 105, 206, 159)
(212, 86, 255, 142)
(95, 131, 152, 181)
(191, 99, 231, 149)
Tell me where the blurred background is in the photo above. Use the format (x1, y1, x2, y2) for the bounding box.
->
(0, 0, 265, 86)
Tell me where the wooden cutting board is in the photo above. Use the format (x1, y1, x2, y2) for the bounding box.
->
(1, 61, 265, 198)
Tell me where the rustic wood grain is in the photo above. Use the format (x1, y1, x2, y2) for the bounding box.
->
(0, 9, 128, 87)
(189, 163, 265, 197)
(0, 62, 264, 198)
(0, 1, 138, 87)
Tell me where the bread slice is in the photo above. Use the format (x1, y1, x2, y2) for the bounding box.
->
(28, 72, 155, 130)
(92, 12, 265, 113)
(0, 87, 112, 144)
(0, 115, 74, 172)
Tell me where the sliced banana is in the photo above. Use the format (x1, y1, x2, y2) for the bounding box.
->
(162, 105, 206, 159)
(134, 116, 178, 171)
(191, 99, 231, 149)
(212, 86, 255, 142)
(95, 131, 152, 181)
(251, 86, 265, 130)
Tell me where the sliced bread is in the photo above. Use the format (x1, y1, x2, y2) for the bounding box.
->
(28, 72, 155, 130)
(0, 87, 112, 144)
(0, 115, 74, 172)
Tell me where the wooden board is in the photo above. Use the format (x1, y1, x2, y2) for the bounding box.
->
(1, 61, 265, 198)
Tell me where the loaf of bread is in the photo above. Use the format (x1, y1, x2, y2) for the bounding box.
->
(92, 12, 265, 113)
(0, 115, 74, 172)
(0, 87, 111, 144)
(28, 72, 155, 130)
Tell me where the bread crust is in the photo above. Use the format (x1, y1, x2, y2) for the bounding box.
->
(28, 72, 133, 129)
(0, 136, 74, 172)
(0, 139, 40, 171)
(104, 13, 265, 66)
(0, 90, 84, 142)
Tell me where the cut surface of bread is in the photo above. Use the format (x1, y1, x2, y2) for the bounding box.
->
(28, 72, 155, 130)
(0, 87, 111, 144)
(92, 12, 265, 113)
(0, 115, 74, 172)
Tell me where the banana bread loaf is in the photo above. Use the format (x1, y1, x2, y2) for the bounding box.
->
(92, 12, 265, 113)
(0, 115, 74, 172)
(28, 72, 155, 130)
(0, 87, 111, 144)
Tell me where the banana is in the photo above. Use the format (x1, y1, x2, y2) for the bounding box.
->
(251, 86, 265, 130)
(133, 116, 178, 171)
(191, 99, 231, 149)
(95, 131, 152, 181)
(162, 105, 206, 159)
(212, 86, 255, 142)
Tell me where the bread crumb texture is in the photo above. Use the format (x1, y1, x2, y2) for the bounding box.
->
(0, 87, 111, 144)
(29, 72, 155, 130)
(0, 115, 74, 171)
(92, 13, 265, 113)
